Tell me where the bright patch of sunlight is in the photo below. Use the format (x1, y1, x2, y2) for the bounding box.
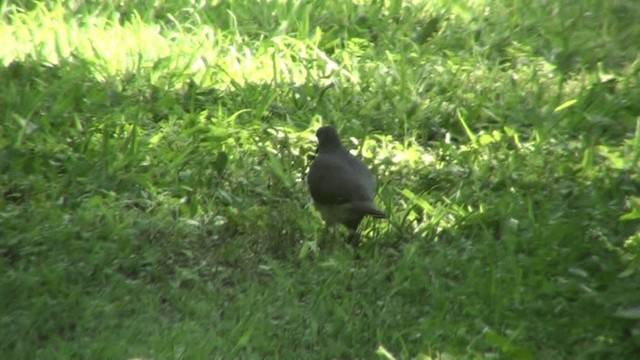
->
(357, 134, 436, 171)
(0, 3, 346, 89)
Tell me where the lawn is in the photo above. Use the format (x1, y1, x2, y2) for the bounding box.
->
(1, 0, 639, 359)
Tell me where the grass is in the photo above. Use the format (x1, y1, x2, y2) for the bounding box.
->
(1, 0, 639, 358)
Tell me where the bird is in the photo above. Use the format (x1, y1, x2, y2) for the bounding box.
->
(307, 126, 387, 245)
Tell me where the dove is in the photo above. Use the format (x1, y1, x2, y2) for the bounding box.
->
(307, 126, 386, 244)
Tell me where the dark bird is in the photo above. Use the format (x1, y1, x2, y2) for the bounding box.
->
(307, 126, 386, 245)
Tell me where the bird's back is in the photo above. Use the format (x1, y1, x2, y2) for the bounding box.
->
(308, 148, 376, 205)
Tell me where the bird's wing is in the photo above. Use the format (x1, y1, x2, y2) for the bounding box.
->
(308, 151, 376, 205)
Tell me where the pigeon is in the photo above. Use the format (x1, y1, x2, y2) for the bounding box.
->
(307, 126, 386, 244)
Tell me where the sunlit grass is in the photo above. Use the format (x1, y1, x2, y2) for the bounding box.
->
(0, 2, 334, 88)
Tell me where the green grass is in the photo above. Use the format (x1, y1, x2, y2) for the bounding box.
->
(1, 0, 639, 358)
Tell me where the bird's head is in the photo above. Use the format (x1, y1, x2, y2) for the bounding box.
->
(316, 126, 343, 152)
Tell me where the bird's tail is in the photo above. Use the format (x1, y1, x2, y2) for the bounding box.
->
(351, 201, 387, 218)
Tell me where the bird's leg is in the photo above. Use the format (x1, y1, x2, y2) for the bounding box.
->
(347, 230, 361, 247)
(318, 225, 337, 252)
